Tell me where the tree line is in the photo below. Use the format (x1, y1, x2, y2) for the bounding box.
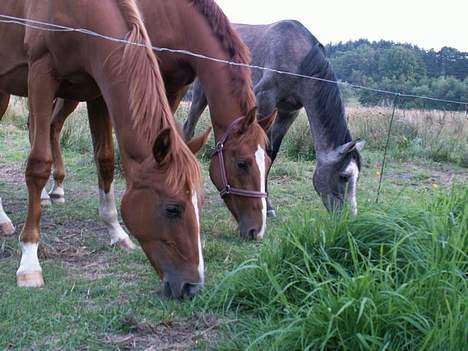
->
(326, 40, 468, 110)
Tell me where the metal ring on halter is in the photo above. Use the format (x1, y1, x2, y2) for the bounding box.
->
(212, 116, 268, 199)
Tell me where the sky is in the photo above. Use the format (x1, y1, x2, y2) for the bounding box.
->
(215, 0, 467, 52)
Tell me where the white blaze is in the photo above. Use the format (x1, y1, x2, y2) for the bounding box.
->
(17, 242, 42, 274)
(344, 160, 359, 215)
(0, 197, 12, 225)
(98, 182, 131, 245)
(255, 145, 267, 239)
(191, 191, 204, 284)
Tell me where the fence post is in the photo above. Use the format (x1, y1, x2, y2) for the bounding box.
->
(375, 93, 400, 204)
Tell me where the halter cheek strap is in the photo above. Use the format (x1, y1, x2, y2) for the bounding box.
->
(212, 116, 267, 199)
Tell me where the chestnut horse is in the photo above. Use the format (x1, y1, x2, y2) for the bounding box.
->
(12, 0, 276, 241)
(0, 0, 204, 298)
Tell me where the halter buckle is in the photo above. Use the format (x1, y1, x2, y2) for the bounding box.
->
(220, 185, 231, 198)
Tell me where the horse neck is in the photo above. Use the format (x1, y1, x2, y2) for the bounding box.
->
(302, 81, 352, 156)
(197, 68, 251, 139)
(91, 61, 155, 180)
(150, 0, 254, 140)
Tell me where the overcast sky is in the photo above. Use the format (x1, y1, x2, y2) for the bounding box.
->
(215, 0, 467, 52)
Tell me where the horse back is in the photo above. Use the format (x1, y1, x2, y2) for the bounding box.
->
(234, 20, 321, 84)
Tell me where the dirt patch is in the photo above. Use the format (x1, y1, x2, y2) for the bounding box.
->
(39, 219, 120, 280)
(103, 313, 230, 351)
(385, 160, 468, 186)
(0, 162, 26, 186)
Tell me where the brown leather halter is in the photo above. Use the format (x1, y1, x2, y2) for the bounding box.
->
(212, 116, 268, 199)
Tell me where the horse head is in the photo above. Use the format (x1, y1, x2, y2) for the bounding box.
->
(313, 139, 365, 215)
(209, 108, 277, 240)
(121, 128, 209, 299)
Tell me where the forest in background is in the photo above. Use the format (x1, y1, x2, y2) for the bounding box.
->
(326, 40, 468, 110)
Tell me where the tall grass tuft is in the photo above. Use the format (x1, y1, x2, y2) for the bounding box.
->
(349, 106, 468, 167)
(59, 105, 93, 154)
(205, 185, 467, 350)
(2, 96, 29, 130)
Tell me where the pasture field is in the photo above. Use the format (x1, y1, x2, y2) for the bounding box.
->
(0, 101, 467, 350)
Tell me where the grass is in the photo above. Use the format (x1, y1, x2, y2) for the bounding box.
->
(204, 186, 467, 350)
(0, 104, 467, 350)
(348, 106, 468, 167)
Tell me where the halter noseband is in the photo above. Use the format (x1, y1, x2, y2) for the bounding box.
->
(212, 116, 268, 199)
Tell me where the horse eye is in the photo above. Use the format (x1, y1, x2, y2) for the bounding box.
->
(236, 160, 249, 170)
(164, 204, 183, 218)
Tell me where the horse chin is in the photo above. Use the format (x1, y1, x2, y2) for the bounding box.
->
(161, 278, 202, 299)
(320, 194, 344, 214)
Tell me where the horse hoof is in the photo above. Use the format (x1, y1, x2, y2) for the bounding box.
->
(17, 271, 44, 288)
(267, 209, 277, 218)
(114, 237, 136, 251)
(50, 195, 65, 204)
(0, 221, 15, 235)
(41, 198, 52, 206)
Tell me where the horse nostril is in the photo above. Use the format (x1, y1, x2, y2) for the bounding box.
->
(248, 228, 258, 240)
(181, 282, 201, 298)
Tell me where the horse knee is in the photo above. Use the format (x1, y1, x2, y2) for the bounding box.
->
(25, 158, 52, 187)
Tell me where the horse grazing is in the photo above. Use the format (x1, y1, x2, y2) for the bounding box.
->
(185, 20, 365, 216)
(13, 0, 276, 241)
(0, 0, 205, 298)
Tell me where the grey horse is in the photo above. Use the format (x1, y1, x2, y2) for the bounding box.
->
(184, 20, 365, 216)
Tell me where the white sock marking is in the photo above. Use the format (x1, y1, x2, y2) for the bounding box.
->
(99, 183, 130, 245)
(40, 187, 50, 201)
(344, 160, 359, 215)
(17, 242, 42, 274)
(0, 197, 13, 225)
(191, 191, 204, 285)
(49, 182, 65, 197)
(255, 145, 267, 239)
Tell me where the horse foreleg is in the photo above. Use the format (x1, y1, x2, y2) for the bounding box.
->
(0, 197, 15, 235)
(265, 109, 300, 217)
(183, 79, 208, 141)
(0, 93, 11, 120)
(47, 99, 80, 204)
(18, 56, 58, 287)
(87, 97, 135, 250)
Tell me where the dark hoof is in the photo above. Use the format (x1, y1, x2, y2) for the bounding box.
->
(266, 196, 276, 218)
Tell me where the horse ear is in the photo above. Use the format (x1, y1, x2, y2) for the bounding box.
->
(153, 128, 172, 165)
(355, 139, 366, 152)
(187, 127, 212, 155)
(336, 138, 366, 156)
(258, 109, 277, 133)
(237, 107, 257, 133)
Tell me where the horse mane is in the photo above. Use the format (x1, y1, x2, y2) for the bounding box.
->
(188, 0, 256, 114)
(300, 43, 353, 149)
(117, 0, 201, 192)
